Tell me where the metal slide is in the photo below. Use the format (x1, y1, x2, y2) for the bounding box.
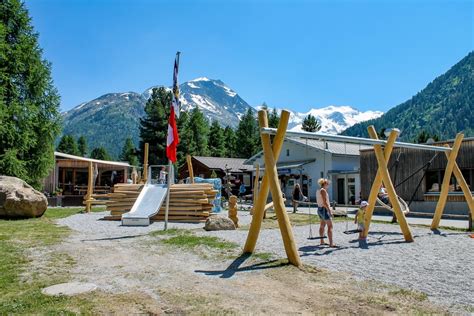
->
(121, 183, 168, 226)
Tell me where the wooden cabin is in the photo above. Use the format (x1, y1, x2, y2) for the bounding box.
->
(42, 152, 131, 206)
(360, 137, 474, 215)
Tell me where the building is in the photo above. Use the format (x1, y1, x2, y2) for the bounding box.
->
(42, 152, 131, 206)
(178, 156, 253, 196)
(244, 137, 370, 204)
(360, 137, 474, 215)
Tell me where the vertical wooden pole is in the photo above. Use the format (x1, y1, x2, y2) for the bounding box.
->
(363, 126, 398, 237)
(84, 161, 93, 213)
(143, 143, 149, 183)
(186, 154, 194, 183)
(244, 110, 290, 253)
(251, 164, 260, 215)
(431, 134, 464, 229)
(371, 130, 413, 242)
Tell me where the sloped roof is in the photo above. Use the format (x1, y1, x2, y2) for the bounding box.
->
(287, 137, 371, 155)
(193, 156, 251, 172)
(244, 137, 371, 165)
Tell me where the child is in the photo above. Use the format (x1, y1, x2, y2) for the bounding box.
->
(355, 201, 369, 240)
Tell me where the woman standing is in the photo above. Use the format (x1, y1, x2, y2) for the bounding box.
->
(316, 178, 336, 247)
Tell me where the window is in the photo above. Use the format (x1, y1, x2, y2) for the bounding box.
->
(426, 170, 440, 192)
(286, 149, 290, 157)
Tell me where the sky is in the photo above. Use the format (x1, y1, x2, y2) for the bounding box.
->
(26, 0, 473, 113)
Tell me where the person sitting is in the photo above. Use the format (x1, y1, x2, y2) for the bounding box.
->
(378, 185, 390, 205)
(238, 183, 246, 201)
(355, 201, 369, 240)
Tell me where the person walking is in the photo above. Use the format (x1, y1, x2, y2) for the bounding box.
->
(292, 183, 306, 213)
(316, 178, 336, 247)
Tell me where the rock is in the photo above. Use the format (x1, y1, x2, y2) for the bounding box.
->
(42, 282, 97, 296)
(0, 176, 48, 218)
(204, 215, 236, 231)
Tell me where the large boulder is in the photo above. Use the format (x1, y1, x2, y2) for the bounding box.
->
(0, 176, 48, 218)
(204, 215, 236, 231)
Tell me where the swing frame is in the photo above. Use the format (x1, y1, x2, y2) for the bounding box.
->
(243, 109, 474, 266)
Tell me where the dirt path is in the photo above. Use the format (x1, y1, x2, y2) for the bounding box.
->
(24, 213, 452, 314)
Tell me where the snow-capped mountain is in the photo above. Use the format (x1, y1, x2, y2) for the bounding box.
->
(286, 106, 383, 134)
(144, 77, 252, 125)
(61, 77, 382, 158)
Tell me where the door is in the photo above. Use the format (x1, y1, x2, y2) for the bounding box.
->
(337, 178, 345, 204)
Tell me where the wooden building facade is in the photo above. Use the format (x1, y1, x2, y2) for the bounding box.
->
(360, 137, 474, 214)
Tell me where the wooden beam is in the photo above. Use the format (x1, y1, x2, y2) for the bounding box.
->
(250, 110, 301, 267)
(244, 110, 290, 253)
(84, 161, 94, 213)
(251, 164, 260, 215)
(142, 143, 149, 183)
(431, 134, 464, 229)
(186, 154, 194, 183)
(363, 126, 398, 237)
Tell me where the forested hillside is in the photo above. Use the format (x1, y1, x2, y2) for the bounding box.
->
(342, 52, 473, 141)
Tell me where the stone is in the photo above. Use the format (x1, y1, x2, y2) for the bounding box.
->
(204, 215, 236, 231)
(42, 282, 97, 296)
(0, 176, 48, 218)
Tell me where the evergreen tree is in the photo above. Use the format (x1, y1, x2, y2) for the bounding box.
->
(301, 114, 321, 132)
(57, 135, 79, 156)
(223, 126, 237, 157)
(120, 137, 139, 166)
(0, 0, 61, 188)
(138, 87, 171, 165)
(77, 136, 87, 157)
(235, 108, 259, 158)
(416, 130, 429, 143)
(208, 120, 225, 157)
(268, 107, 280, 128)
(186, 107, 209, 156)
(176, 111, 190, 166)
(90, 147, 111, 161)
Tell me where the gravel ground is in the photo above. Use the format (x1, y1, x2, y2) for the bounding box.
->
(203, 217, 474, 311)
(57, 211, 473, 312)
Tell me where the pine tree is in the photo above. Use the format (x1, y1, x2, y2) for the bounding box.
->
(235, 108, 259, 158)
(208, 120, 226, 157)
(176, 111, 190, 166)
(268, 107, 280, 128)
(90, 147, 111, 161)
(0, 0, 61, 188)
(77, 136, 87, 157)
(223, 126, 237, 157)
(120, 137, 139, 166)
(57, 135, 79, 156)
(138, 87, 171, 165)
(186, 107, 209, 156)
(301, 114, 321, 132)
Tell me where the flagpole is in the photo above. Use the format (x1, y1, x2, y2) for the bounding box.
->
(164, 160, 173, 230)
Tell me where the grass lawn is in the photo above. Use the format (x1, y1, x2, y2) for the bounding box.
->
(0, 207, 104, 314)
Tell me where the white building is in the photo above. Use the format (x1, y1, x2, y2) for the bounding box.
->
(244, 137, 370, 205)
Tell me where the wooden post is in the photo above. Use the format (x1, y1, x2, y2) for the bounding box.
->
(186, 154, 194, 183)
(244, 110, 290, 253)
(248, 110, 301, 267)
(142, 143, 149, 183)
(365, 126, 413, 242)
(84, 161, 93, 213)
(251, 164, 260, 215)
(363, 126, 398, 237)
(447, 147, 474, 228)
(431, 133, 464, 229)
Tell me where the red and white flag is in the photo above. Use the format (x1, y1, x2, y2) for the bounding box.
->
(166, 52, 180, 163)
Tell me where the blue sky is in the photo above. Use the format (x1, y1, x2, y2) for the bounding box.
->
(26, 0, 473, 113)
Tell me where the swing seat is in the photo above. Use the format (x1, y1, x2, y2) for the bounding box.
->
(343, 229, 362, 235)
(376, 196, 410, 214)
(307, 235, 328, 240)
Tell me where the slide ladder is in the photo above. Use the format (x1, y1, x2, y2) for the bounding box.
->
(121, 183, 168, 226)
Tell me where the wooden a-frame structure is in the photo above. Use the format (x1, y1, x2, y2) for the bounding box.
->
(244, 109, 473, 266)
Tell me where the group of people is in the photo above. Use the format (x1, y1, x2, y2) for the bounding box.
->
(292, 178, 372, 247)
